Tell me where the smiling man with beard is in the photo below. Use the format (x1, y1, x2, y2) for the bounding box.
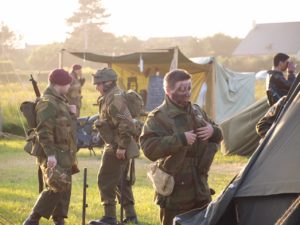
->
(140, 69, 223, 225)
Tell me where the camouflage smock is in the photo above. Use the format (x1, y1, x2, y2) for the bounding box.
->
(35, 85, 77, 169)
(140, 96, 223, 210)
(97, 86, 137, 155)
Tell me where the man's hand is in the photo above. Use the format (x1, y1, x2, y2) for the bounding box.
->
(116, 149, 126, 160)
(47, 155, 57, 168)
(184, 130, 197, 145)
(68, 104, 77, 115)
(288, 61, 296, 74)
(196, 121, 214, 141)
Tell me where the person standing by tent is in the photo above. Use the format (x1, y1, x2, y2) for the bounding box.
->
(23, 69, 78, 225)
(140, 69, 223, 225)
(89, 68, 138, 225)
(66, 64, 85, 117)
(256, 96, 287, 138)
(267, 53, 293, 105)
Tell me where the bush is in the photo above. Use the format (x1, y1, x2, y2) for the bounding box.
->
(2, 123, 25, 136)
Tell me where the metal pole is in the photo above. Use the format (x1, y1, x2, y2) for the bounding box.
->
(82, 168, 88, 225)
(120, 165, 124, 225)
(58, 48, 65, 69)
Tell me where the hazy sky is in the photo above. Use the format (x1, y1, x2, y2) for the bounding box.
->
(1, 0, 300, 45)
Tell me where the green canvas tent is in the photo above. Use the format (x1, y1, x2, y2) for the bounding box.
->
(69, 47, 255, 123)
(220, 97, 269, 156)
(175, 76, 300, 225)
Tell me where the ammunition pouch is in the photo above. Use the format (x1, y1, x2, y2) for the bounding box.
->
(147, 162, 175, 197)
(42, 165, 71, 193)
(24, 129, 44, 157)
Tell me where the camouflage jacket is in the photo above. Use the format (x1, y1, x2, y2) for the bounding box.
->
(140, 96, 222, 209)
(256, 96, 286, 138)
(35, 85, 77, 168)
(97, 86, 137, 154)
(66, 72, 84, 107)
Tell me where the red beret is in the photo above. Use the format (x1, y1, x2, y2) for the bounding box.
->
(49, 69, 72, 85)
(72, 64, 82, 71)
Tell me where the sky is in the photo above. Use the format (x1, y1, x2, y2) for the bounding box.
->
(1, 0, 300, 46)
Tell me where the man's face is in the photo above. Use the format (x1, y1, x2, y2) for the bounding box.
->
(280, 60, 289, 72)
(96, 81, 113, 95)
(168, 79, 192, 107)
(75, 69, 82, 77)
(57, 83, 71, 95)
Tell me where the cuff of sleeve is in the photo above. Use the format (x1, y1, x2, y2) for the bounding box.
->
(43, 147, 56, 157)
(177, 133, 188, 146)
(209, 126, 222, 143)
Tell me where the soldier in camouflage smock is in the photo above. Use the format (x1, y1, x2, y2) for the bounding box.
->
(140, 69, 223, 225)
(66, 64, 85, 117)
(256, 96, 287, 138)
(23, 69, 78, 225)
(89, 68, 138, 225)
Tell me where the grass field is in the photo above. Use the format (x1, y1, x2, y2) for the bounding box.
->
(0, 77, 264, 224)
(0, 139, 248, 224)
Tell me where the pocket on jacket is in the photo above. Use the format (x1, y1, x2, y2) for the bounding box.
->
(56, 150, 72, 168)
(55, 117, 70, 144)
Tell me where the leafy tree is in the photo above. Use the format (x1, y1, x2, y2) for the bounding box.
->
(65, 0, 113, 52)
(27, 43, 63, 70)
(0, 22, 21, 55)
(66, 0, 109, 28)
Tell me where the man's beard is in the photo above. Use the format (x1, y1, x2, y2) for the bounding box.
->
(170, 92, 190, 107)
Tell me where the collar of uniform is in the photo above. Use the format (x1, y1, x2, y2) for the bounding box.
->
(268, 70, 284, 77)
(164, 95, 191, 118)
(103, 85, 119, 97)
(44, 85, 68, 102)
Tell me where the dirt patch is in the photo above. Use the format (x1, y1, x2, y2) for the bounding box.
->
(211, 162, 246, 174)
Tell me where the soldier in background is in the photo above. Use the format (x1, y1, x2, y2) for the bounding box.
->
(66, 64, 85, 117)
(256, 96, 287, 138)
(140, 69, 223, 225)
(23, 69, 78, 225)
(89, 68, 138, 225)
(267, 53, 293, 105)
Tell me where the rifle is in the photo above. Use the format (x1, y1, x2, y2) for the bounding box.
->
(82, 168, 88, 225)
(29, 74, 44, 193)
(29, 74, 41, 98)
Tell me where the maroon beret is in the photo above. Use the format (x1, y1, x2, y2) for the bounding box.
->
(49, 69, 72, 85)
(72, 64, 82, 71)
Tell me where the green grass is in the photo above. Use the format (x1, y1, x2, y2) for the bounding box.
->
(0, 139, 248, 224)
(0, 80, 266, 136)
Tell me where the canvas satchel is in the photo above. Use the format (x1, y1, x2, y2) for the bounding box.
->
(147, 162, 175, 196)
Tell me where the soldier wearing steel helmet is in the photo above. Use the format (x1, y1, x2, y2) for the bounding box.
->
(89, 68, 138, 225)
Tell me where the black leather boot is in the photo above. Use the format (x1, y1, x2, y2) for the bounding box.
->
(123, 216, 138, 224)
(88, 216, 117, 225)
(22, 212, 41, 225)
(53, 217, 65, 225)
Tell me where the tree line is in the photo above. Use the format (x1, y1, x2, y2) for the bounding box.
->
(0, 0, 291, 73)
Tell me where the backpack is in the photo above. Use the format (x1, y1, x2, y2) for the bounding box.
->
(123, 89, 144, 118)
